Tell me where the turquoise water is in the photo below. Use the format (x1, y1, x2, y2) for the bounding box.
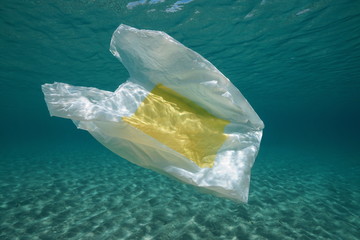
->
(1, 0, 359, 239)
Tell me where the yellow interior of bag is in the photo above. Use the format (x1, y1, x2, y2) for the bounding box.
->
(123, 84, 229, 168)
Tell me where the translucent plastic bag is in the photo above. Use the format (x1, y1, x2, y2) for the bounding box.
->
(42, 24, 264, 202)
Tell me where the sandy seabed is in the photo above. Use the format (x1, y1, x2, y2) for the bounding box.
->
(0, 141, 359, 240)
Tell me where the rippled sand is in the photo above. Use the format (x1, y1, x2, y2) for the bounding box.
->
(0, 142, 359, 240)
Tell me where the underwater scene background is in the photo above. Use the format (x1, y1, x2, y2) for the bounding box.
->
(1, 0, 359, 239)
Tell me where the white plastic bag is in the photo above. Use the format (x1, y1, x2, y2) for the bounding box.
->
(42, 24, 264, 202)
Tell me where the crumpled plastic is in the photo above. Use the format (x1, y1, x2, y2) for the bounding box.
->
(42, 24, 264, 203)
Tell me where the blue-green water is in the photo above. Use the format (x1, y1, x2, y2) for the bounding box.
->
(1, 0, 359, 239)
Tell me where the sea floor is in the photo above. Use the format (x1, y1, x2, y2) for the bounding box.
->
(0, 139, 359, 240)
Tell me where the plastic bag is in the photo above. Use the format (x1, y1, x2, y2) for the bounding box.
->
(42, 24, 264, 202)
